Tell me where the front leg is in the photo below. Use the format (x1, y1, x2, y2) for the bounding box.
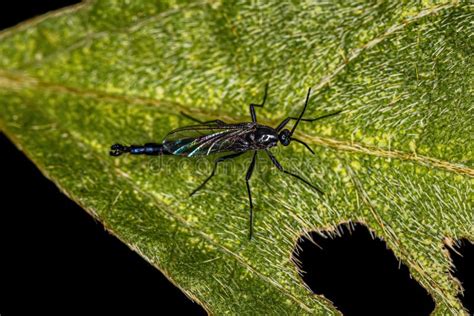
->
(249, 83, 269, 122)
(276, 110, 342, 131)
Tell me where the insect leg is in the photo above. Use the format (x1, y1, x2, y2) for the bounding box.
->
(180, 112, 225, 125)
(276, 111, 342, 131)
(249, 83, 269, 122)
(265, 149, 323, 195)
(245, 151, 257, 240)
(189, 152, 244, 196)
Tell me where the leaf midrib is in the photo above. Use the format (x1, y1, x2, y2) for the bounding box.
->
(0, 68, 471, 179)
(0, 1, 466, 178)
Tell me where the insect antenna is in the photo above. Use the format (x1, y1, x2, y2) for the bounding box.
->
(290, 87, 312, 137)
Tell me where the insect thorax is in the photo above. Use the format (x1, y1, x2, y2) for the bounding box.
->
(249, 125, 279, 150)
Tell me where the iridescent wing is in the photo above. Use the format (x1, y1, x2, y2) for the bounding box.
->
(163, 121, 255, 157)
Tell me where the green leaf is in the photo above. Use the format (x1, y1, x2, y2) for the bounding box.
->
(1, 1, 472, 314)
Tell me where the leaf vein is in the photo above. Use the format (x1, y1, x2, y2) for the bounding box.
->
(0, 70, 472, 178)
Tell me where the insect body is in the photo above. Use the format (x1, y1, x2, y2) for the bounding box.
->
(110, 85, 340, 239)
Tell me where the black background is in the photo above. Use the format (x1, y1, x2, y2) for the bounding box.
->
(0, 2, 205, 314)
(1, 1, 472, 315)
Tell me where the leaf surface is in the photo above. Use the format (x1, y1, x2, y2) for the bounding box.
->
(0, 1, 473, 314)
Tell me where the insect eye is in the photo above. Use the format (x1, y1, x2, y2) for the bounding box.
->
(279, 130, 291, 146)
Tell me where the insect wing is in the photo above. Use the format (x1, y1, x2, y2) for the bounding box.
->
(163, 122, 254, 156)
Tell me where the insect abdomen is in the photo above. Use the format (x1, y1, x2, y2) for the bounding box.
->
(130, 143, 171, 155)
(109, 143, 171, 156)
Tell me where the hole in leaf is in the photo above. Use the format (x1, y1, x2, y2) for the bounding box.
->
(292, 222, 435, 315)
(446, 238, 474, 314)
